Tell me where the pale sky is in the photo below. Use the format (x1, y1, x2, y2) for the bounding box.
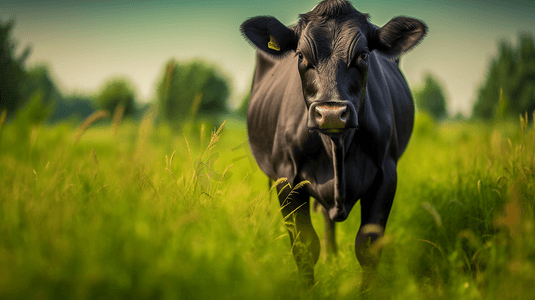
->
(3, 0, 535, 116)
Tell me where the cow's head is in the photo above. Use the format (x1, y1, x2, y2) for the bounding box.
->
(241, 0, 426, 135)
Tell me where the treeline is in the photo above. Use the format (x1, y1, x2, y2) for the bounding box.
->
(473, 33, 535, 120)
(414, 32, 535, 121)
(0, 19, 232, 129)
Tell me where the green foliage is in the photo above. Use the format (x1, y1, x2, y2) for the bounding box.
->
(237, 91, 250, 118)
(1, 114, 535, 299)
(157, 59, 230, 128)
(97, 77, 136, 117)
(11, 66, 59, 140)
(494, 88, 510, 120)
(414, 73, 448, 120)
(22, 65, 62, 105)
(413, 111, 437, 138)
(16, 88, 56, 125)
(0, 19, 31, 116)
(473, 33, 535, 120)
(387, 118, 535, 299)
(17, 65, 63, 123)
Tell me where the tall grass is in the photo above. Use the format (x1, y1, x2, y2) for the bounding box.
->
(372, 114, 535, 299)
(0, 110, 534, 299)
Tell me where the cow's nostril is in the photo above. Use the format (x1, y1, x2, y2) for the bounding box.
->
(340, 106, 348, 122)
(309, 102, 354, 132)
(315, 107, 323, 121)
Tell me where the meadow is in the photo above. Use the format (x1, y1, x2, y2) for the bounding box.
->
(1, 110, 534, 299)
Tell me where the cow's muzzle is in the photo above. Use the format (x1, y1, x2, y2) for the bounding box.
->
(307, 101, 358, 133)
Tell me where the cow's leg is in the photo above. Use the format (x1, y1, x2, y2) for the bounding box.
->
(355, 159, 397, 288)
(278, 183, 320, 285)
(321, 207, 337, 254)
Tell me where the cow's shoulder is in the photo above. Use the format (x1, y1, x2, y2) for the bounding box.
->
(248, 51, 306, 181)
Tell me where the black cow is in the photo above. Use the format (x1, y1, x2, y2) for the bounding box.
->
(241, 0, 426, 285)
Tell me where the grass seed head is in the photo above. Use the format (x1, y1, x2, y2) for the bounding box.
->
(73, 110, 110, 144)
(112, 104, 125, 137)
(0, 109, 6, 130)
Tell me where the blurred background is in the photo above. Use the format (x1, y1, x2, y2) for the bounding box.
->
(1, 0, 535, 125)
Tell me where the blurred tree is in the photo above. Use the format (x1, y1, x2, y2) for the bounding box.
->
(0, 19, 31, 115)
(23, 65, 62, 103)
(14, 65, 61, 124)
(451, 112, 467, 121)
(473, 33, 535, 120)
(22, 65, 97, 125)
(96, 77, 136, 117)
(237, 91, 250, 118)
(414, 73, 448, 120)
(157, 59, 230, 126)
(17, 89, 55, 125)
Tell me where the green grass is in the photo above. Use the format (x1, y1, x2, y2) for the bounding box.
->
(1, 113, 534, 299)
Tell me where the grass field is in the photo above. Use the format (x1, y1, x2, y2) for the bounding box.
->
(1, 111, 534, 299)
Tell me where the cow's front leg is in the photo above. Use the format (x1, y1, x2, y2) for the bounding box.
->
(356, 159, 397, 288)
(278, 183, 320, 285)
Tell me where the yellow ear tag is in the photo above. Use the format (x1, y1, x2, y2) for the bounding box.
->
(268, 35, 280, 51)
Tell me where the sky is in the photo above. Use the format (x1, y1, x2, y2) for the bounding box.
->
(3, 0, 535, 116)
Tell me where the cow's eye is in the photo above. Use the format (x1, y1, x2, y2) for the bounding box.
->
(297, 52, 310, 68)
(355, 51, 369, 68)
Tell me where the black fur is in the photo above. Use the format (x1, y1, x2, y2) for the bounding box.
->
(375, 17, 427, 57)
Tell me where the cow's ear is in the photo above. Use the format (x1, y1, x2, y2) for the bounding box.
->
(371, 17, 427, 57)
(241, 16, 298, 58)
